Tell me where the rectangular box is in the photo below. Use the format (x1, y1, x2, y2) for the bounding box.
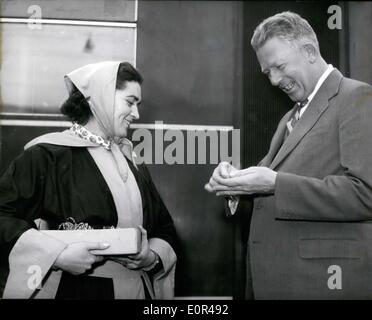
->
(41, 228, 141, 255)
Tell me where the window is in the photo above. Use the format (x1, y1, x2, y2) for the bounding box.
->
(0, 0, 137, 116)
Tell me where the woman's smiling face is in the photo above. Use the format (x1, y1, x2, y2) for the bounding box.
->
(113, 81, 141, 138)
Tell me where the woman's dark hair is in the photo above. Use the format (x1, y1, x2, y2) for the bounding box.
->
(116, 62, 143, 89)
(60, 84, 92, 125)
(60, 62, 143, 125)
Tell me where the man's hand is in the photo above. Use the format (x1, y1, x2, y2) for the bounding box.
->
(53, 242, 109, 275)
(204, 162, 238, 192)
(205, 166, 277, 196)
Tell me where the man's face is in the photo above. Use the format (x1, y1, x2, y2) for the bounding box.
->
(256, 37, 316, 102)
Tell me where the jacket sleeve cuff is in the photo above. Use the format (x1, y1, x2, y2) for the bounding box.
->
(3, 228, 67, 299)
(274, 171, 302, 220)
(147, 237, 177, 299)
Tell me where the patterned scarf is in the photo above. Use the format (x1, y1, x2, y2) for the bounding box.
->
(71, 123, 111, 150)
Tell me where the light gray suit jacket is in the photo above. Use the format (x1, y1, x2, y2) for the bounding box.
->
(246, 69, 372, 299)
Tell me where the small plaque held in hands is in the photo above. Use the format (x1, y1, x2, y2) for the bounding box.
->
(41, 228, 141, 255)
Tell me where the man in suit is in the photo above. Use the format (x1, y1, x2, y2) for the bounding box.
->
(205, 11, 372, 299)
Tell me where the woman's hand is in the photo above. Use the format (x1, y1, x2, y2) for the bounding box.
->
(53, 242, 110, 275)
(112, 226, 157, 270)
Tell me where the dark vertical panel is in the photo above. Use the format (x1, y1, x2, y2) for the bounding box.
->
(349, 2, 372, 84)
(338, 1, 350, 77)
(137, 1, 239, 125)
(137, 1, 243, 296)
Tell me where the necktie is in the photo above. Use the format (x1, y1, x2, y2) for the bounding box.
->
(285, 99, 308, 137)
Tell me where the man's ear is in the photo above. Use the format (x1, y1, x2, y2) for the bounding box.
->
(301, 43, 317, 63)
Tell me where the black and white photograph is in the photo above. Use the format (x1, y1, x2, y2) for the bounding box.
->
(0, 0, 372, 315)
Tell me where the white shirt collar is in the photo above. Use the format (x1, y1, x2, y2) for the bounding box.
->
(299, 64, 334, 116)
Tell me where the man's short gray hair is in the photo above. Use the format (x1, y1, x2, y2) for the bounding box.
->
(251, 11, 319, 52)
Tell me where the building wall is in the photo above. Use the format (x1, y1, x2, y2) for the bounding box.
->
(348, 2, 372, 84)
(137, 0, 243, 297)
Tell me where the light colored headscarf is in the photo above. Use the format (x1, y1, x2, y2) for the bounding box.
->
(25, 61, 137, 181)
(65, 61, 119, 139)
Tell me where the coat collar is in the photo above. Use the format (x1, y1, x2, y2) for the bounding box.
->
(268, 69, 343, 170)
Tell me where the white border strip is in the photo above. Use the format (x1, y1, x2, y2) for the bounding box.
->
(134, 0, 138, 66)
(175, 296, 233, 300)
(134, 20, 137, 67)
(0, 119, 234, 131)
(0, 112, 65, 118)
(135, 0, 139, 22)
(0, 18, 137, 28)
(130, 123, 234, 131)
(0, 119, 71, 127)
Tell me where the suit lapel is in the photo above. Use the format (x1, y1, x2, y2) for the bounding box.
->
(269, 69, 343, 170)
(260, 110, 293, 167)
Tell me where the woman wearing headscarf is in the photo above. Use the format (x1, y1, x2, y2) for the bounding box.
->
(0, 61, 178, 299)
